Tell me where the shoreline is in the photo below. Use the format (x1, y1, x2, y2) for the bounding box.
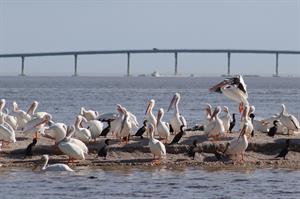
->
(1, 130, 300, 171)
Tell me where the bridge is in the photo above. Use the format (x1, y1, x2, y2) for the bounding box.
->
(1, 49, 300, 76)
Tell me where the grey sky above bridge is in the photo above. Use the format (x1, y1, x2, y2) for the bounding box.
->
(0, 0, 299, 76)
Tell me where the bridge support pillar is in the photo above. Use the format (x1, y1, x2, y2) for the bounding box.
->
(127, 52, 130, 76)
(275, 53, 279, 77)
(20, 56, 25, 76)
(74, 54, 78, 76)
(174, 52, 178, 75)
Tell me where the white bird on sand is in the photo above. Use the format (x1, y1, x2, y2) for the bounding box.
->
(58, 125, 88, 162)
(240, 105, 254, 137)
(205, 106, 225, 140)
(11, 101, 31, 130)
(225, 123, 249, 161)
(168, 93, 187, 134)
(0, 99, 18, 130)
(23, 114, 52, 139)
(278, 104, 300, 135)
(221, 106, 232, 134)
(115, 105, 133, 144)
(33, 154, 74, 172)
(156, 108, 170, 143)
(80, 107, 99, 121)
(148, 123, 166, 164)
(26, 100, 50, 119)
(0, 113, 16, 149)
(210, 75, 249, 113)
(84, 119, 104, 142)
(145, 99, 157, 128)
(73, 115, 91, 143)
(40, 122, 67, 144)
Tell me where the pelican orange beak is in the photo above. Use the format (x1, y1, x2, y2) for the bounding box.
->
(168, 95, 176, 112)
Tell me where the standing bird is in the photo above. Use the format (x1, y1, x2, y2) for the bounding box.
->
(73, 115, 92, 143)
(221, 106, 232, 134)
(24, 138, 37, 158)
(268, 120, 279, 137)
(229, 113, 236, 133)
(0, 112, 16, 148)
(278, 104, 299, 135)
(225, 123, 249, 161)
(209, 75, 249, 113)
(205, 106, 225, 140)
(33, 154, 74, 172)
(156, 108, 170, 143)
(186, 140, 198, 160)
(168, 93, 187, 134)
(98, 139, 110, 160)
(145, 99, 157, 134)
(169, 125, 185, 145)
(275, 139, 290, 160)
(148, 123, 166, 164)
(80, 107, 99, 121)
(134, 120, 147, 138)
(100, 120, 112, 137)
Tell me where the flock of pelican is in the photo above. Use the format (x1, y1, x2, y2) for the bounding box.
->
(0, 75, 299, 171)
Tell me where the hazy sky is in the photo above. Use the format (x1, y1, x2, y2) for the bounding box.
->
(0, 0, 299, 76)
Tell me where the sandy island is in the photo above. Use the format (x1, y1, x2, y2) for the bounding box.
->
(1, 130, 300, 170)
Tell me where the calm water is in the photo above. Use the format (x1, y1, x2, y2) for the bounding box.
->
(0, 76, 300, 198)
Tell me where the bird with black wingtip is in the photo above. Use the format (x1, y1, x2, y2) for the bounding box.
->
(24, 138, 37, 158)
(169, 125, 185, 145)
(134, 120, 147, 138)
(268, 120, 279, 137)
(275, 139, 290, 160)
(98, 139, 110, 160)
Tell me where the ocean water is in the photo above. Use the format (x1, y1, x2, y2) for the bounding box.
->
(0, 76, 300, 198)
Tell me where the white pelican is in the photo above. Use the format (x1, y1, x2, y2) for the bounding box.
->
(85, 119, 104, 142)
(115, 106, 132, 144)
(221, 106, 232, 134)
(26, 100, 50, 118)
(40, 122, 67, 144)
(278, 104, 300, 135)
(23, 113, 52, 139)
(145, 99, 157, 136)
(33, 154, 74, 172)
(156, 108, 170, 142)
(0, 99, 18, 130)
(225, 123, 249, 161)
(167, 93, 187, 134)
(204, 103, 213, 121)
(80, 107, 99, 121)
(205, 106, 225, 140)
(210, 75, 249, 113)
(148, 123, 166, 164)
(12, 101, 32, 130)
(73, 115, 91, 143)
(0, 113, 16, 148)
(240, 105, 254, 137)
(58, 126, 88, 162)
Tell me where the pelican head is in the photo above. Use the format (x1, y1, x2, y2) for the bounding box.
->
(223, 106, 229, 113)
(157, 108, 164, 121)
(281, 104, 287, 114)
(249, 105, 255, 115)
(145, 99, 155, 115)
(211, 106, 221, 119)
(116, 104, 124, 114)
(0, 99, 5, 111)
(27, 100, 38, 115)
(168, 93, 180, 112)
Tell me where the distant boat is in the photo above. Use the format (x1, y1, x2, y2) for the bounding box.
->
(151, 71, 160, 77)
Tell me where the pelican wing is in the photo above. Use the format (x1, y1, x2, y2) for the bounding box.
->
(97, 112, 118, 121)
(289, 115, 300, 129)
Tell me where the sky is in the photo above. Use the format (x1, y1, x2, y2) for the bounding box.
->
(0, 0, 300, 76)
